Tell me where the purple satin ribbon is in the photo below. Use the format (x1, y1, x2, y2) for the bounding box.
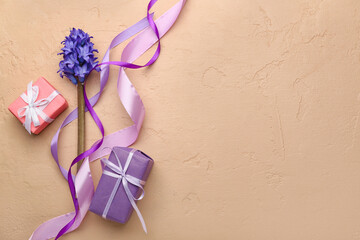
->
(30, 0, 186, 239)
(55, 1, 161, 238)
(55, 75, 106, 239)
(50, 13, 155, 180)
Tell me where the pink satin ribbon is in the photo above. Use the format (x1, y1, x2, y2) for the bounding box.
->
(29, 0, 185, 239)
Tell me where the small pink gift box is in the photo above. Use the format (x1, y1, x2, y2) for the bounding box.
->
(8, 77, 68, 134)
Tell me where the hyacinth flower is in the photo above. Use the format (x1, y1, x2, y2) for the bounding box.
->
(58, 28, 100, 171)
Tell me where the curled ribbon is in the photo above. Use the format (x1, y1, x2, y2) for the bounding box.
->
(29, 0, 186, 239)
(101, 149, 148, 233)
(17, 81, 58, 134)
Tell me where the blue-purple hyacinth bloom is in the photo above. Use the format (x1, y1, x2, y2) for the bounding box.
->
(58, 28, 100, 84)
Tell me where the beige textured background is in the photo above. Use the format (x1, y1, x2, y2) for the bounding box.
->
(1, 0, 360, 239)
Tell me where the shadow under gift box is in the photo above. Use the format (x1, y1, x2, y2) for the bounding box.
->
(90, 147, 154, 224)
(8, 77, 68, 134)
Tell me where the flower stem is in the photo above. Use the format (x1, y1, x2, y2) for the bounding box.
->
(77, 82, 85, 172)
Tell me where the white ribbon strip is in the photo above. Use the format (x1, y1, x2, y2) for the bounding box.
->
(17, 81, 59, 134)
(101, 149, 148, 233)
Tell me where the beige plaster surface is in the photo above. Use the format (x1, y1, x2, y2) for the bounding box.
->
(1, 0, 360, 239)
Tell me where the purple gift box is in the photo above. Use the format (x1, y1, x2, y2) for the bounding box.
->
(89, 147, 153, 231)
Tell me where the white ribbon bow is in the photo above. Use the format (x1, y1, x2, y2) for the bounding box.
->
(101, 149, 148, 233)
(17, 81, 59, 134)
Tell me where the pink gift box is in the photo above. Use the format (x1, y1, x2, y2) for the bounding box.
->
(8, 77, 68, 134)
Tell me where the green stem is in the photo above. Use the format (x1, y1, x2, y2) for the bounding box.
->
(77, 82, 85, 172)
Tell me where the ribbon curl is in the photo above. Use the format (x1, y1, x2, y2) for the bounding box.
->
(55, 1, 163, 238)
(29, 0, 186, 239)
(17, 81, 58, 134)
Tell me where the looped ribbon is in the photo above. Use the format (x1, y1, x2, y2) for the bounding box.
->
(101, 149, 148, 233)
(29, 0, 186, 239)
(17, 81, 58, 134)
